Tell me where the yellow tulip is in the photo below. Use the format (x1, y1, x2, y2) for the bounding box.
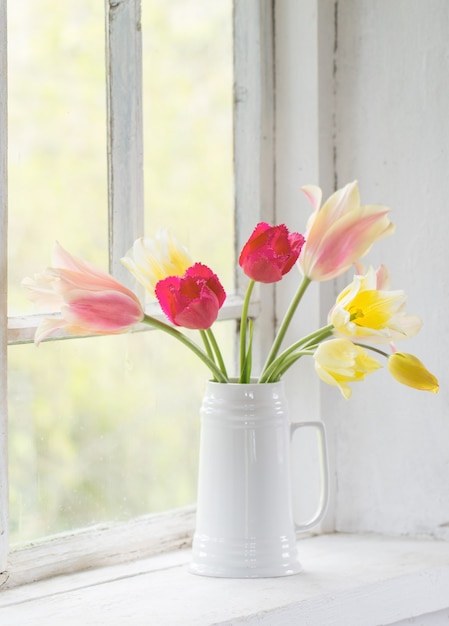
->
(121, 229, 193, 296)
(330, 266, 422, 342)
(314, 338, 382, 399)
(388, 353, 439, 393)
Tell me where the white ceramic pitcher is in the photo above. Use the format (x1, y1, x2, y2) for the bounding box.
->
(190, 380, 328, 578)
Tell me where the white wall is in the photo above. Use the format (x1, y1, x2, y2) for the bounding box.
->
(276, 0, 449, 538)
(331, 0, 449, 539)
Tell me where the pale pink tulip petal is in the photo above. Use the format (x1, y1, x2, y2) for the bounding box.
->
(298, 182, 394, 282)
(22, 274, 64, 309)
(304, 182, 360, 247)
(387, 313, 423, 340)
(47, 267, 128, 295)
(52, 242, 126, 292)
(301, 206, 394, 281)
(314, 181, 360, 227)
(375, 264, 391, 290)
(24, 244, 145, 343)
(301, 185, 322, 212)
(34, 318, 71, 345)
(63, 290, 143, 332)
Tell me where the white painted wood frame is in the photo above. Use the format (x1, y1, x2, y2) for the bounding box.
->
(273, 0, 338, 531)
(105, 0, 144, 288)
(0, 0, 8, 575)
(234, 0, 276, 371)
(2, 534, 449, 624)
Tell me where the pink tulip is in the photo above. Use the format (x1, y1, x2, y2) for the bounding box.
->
(23, 242, 144, 344)
(297, 181, 394, 281)
(239, 222, 305, 283)
(155, 263, 226, 330)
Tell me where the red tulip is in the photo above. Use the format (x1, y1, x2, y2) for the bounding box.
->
(155, 263, 226, 330)
(239, 223, 305, 283)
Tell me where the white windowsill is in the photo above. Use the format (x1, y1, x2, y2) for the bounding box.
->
(1, 533, 449, 625)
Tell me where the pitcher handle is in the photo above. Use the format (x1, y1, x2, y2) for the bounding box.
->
(290, 421, 329, 531)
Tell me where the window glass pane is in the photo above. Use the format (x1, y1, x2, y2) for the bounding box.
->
(142, 0, 234, 288)
(9, 321, 235, 544)
(7, 0, 235, 546)
(7, 0, 107, 315)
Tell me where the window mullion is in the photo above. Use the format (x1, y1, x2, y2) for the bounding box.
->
(0, 0, 8, 574)
(105, 0, 144, 288)
(233, 0, 276, 372)
(6, 296, 258, 346)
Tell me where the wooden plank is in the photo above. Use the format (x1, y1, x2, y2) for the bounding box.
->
(3, 507, 195, 589)
(105, 0, 144, 287)
(329, 0, 449, 541)
(0, 0, 8, 574)
(2, 534, 449, 624)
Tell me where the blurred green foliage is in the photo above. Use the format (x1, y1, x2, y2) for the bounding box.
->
(7, 0, 234, 545)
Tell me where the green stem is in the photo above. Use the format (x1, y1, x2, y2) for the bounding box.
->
(200, 329, 215, 361)
(265, 349, 315, 383)
(260, 276, 311, 376)
(239, 319, 254, 383)
(354, 342, 390, 359)
(206, 328, 228, 379)
(298, 325, 334, 351)
(239, 279, 255, 379)
(141, 315, 228, 383)
(259, 323, 333, 383)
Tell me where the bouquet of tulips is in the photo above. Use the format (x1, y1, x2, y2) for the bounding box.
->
(23, 181, 438, 398)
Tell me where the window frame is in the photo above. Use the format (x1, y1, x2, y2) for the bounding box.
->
(0, 0, 276, 584)
(0, 0, 8, 579)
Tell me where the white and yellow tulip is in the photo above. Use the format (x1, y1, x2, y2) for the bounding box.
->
(330, 266, 422, 342)
(313, 338, 382, 399)
(121, 229, 192, 296)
